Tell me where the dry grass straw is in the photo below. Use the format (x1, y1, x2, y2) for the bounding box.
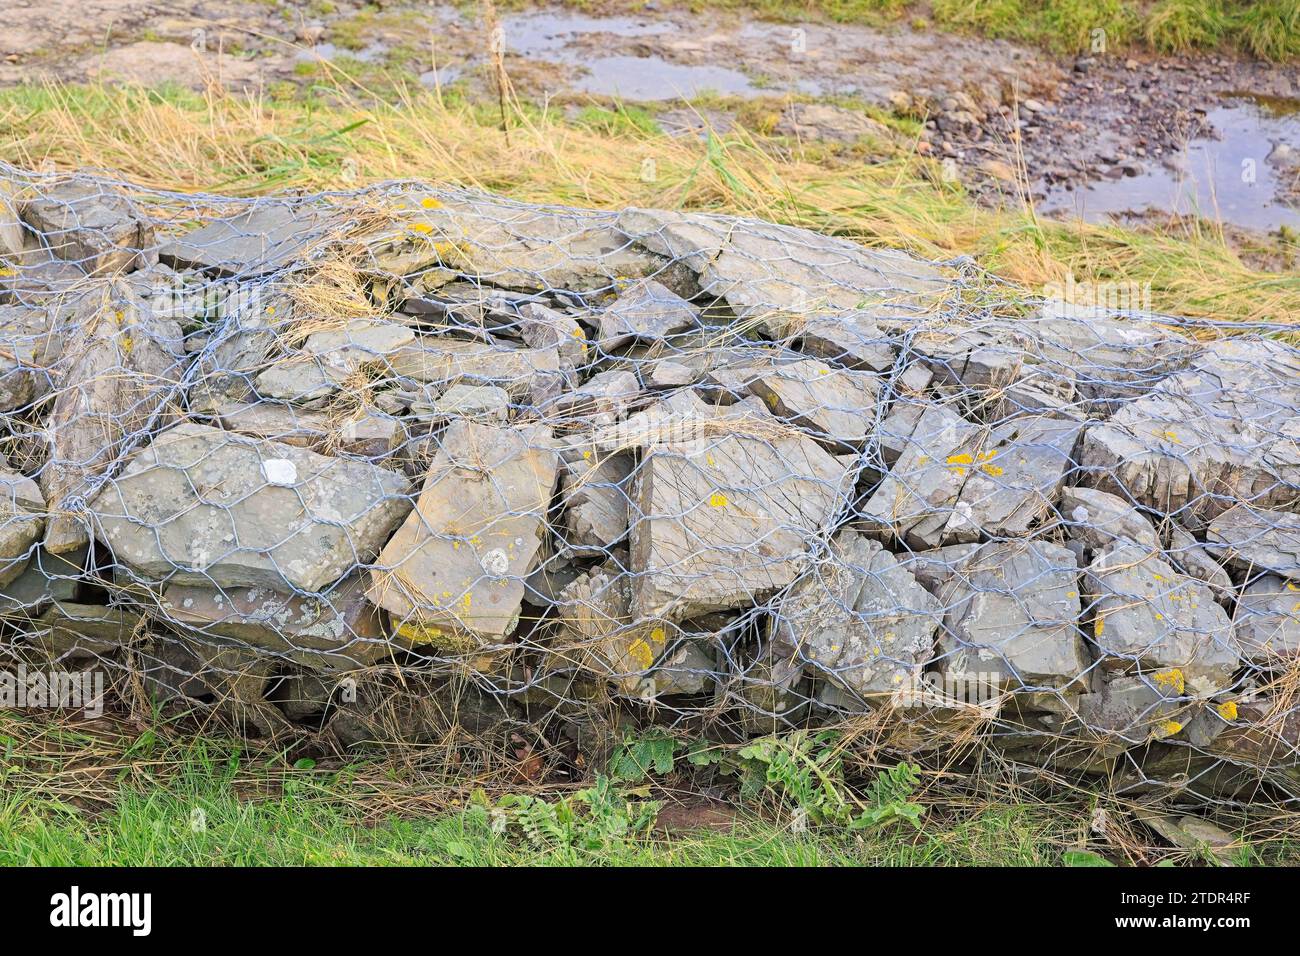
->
(2, 72, 1295, 326)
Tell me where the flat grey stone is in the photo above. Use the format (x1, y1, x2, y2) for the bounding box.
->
(397, 189, 670, 293)
(555, 566, 678, 696)
(548, 368, 641, 421)
(22, 181, 151, 275)
(629, 427, 855, 619)
(945, 417, 1081, 541)
(858, 403, 991, 549)
(517, 301, 587, 370)
(791, 310, 895, 372)
(215, 400, 401, 460)
(744, 358, 881, 447)
(0, 304, 56, 412)
(418, 383, 511, 423)
(368, 421, 558, 645)
(558, 447, 632, 554)
(0, 465, 45, 587)
(39, 283, 185, 552)
(775, 531, 940, 697)
(644, 359, 695, 388)
(1060, 485, 1160, 554)
(303, 319, 416, 376)
(88, 422, 412, 592)
(913, 326, 1025, 392)
(159, 202, 331, 276)
(1233, 574, 1300, 665)
(385, 336, 563, 404)
(159, 574, 392, 669)
(1164, 523, 1233, 594)
(619, 207, 949, 336)
(29, 601, 141, 661)
(1086, 541, 1240, 693)
(1206, 505, 1300, 582)
(597, 278, 698, 351)
(1080, 339, 1300, 526)
(935, 540, 1090, 690)
(1076, 674, 1183, 740)
(0, 545, 86, 617)
(1023, 303, 1198, 408)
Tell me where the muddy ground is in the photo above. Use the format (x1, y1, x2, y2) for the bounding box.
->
(2, 0, 1298, 232)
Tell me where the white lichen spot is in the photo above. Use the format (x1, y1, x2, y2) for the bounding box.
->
(262, 458, 297, 486)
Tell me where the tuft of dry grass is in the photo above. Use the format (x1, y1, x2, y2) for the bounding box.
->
(2, 75, 1294, 328)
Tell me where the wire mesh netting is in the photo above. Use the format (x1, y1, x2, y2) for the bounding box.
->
(1, 162, 1298, 803)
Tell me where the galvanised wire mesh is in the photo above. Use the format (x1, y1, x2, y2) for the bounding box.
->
(1, 162, 1298, 803)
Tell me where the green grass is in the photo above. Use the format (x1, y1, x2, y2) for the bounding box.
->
(3, 712, 1298, 866)
(534, 0, 1300, 61)
(0, 719, 1072, 866)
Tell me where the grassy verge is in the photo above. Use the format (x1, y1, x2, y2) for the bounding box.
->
(4, 709, 1300, 866)
(498, 0, 1300, 61)
(1, 77, 1296, 326)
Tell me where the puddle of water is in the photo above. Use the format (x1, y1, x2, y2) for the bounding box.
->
(500, 11, 668, 54)
(498, 9, 816, 101)
(572, 55, 762, 100)
(295, 43, 386, 64)
(1040, 97, 1300, 232)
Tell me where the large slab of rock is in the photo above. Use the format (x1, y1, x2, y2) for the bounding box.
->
(1233, 574, 1300, 665)
(385, 336, 563, 404)
(775, 531, 940, 697)
(0, 304, 57, 412)
(397, 189, 672, 293)
(618, 207, 948, 336)
(558, 448, 632, 554)
(554, 566, 677, 696)
(789, 310, 895, 372)
(21, 181, 152, 276)
(912, 326, 1025, 392)
(945, 417, 1081, 541)
(1022, 302, 1198, 407)
(159, 202, 332, 276)
(1080, 339, 1300, 526)
(213, 400, 401, 460)
(367, 421, 558, 645)
(1206, 505, 1300, 582)
(88, 422, 412, 592)
(597, 278, 698, 351)
(0, 466, 45, 588)
(743, 359, 881, 447)
(629, 427, 855, 619)
(858, 403, 991, 549)
(40, 282, 186, 552)
(159, 574, 391, 668)
(934, 540, 1090, 690)
(1085, 541, 1240, 693)
(0, 544, 86, 617)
